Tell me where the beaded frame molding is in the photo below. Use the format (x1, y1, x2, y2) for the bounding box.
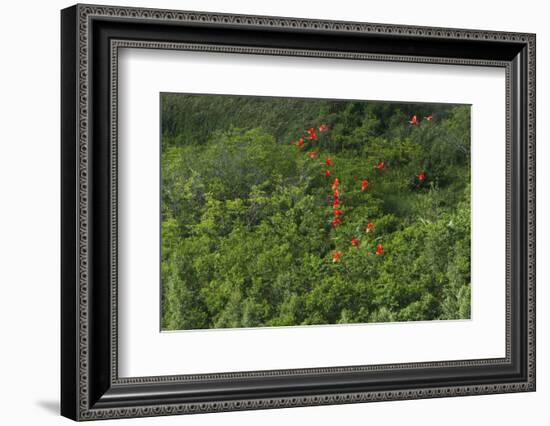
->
(61, 4, 536, 421)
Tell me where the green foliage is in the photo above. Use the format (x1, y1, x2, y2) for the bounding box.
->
(160, 94, 471, 330)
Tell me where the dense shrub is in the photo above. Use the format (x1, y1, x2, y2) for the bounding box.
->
(160, 95, 471, 330)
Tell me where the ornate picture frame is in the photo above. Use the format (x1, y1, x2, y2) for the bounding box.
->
(61, 4, 535, 421)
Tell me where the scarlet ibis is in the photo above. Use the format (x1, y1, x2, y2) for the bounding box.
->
(374, 161, 385, 170)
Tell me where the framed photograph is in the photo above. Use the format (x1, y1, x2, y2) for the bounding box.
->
(61, 4, 536, 421)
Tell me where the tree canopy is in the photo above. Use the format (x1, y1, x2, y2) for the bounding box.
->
(160, 94, 471, 330)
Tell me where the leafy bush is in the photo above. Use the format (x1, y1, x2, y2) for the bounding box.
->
(160, 95, 471, 330)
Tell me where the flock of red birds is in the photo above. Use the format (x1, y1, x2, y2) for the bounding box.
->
(295, 114, 432, 264)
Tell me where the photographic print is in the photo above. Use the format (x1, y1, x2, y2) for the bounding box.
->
(160, 94, 471, 331)
(61, 7, 535, 418)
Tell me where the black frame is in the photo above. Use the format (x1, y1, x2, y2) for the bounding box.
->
(61, 4, 536, 421)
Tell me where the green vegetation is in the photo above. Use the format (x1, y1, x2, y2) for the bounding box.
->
(160, 94, 471, 330)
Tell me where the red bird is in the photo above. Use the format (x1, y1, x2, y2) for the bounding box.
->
(409, 115, 418, 125)
(374, 161, 385, 170)
(308, 151, 317, 159)
(375, 244, 383, 256)
(296, 137, 303, 147)
(324, 169, 331, 177)
(361, 179, 368, 191)
(319, 124, 328, 132)
(366, 222, 373, 233)
(332, 251, 342, 263)
(418, 172, 425, 181)
(325, 157, 332, 167)
(307, 127, 317, 140)
(334, 209, 342, 217)
(351, 238, 359, 247)
(331, 178, 340, 190)
(331, 218, 341, 227)
(425, 114, 433, 122)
